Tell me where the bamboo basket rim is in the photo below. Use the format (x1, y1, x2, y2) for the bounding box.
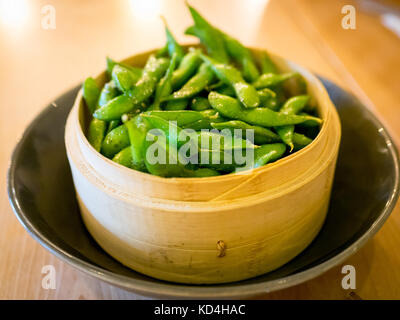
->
(66, 105, 340, 210)
(73, 45, 332, 185)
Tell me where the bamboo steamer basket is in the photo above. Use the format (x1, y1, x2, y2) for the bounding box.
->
(65, 46, 341, 284)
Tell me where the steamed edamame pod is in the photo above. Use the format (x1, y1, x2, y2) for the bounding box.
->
(83, 78, 107, 151)
(186, 3, 229, 63)
(106, 57, 142, 79)
(165, 99, 189, 111)
(161, 17, 185, 63)
(251, 143, 286, 168)
(208, 91, 322, 127)
(211, 120, 281, 145)
(127, 55, 170, 105)
(124, 115, 150, 172)
(93, 94, 134, 121)
(106, 120, 121, 135)
(171, 49, 202, 90)
(143, 110, 205, 126)
(87, 119, 107, 152)
(94, 56, 169, 120)
(112, 146, 134, 168)
(82, 77, 100, 114)
(112, 65, 140, 92)
(293, 133, 313, 151)
(200, 54, 260, 108)
(253, 72, 298, 90)
(187, 25, 260, 82)
(98, 80, 119, 107)
(167, 63, 215, 100)
(190, 97, 211, 111)
(274, 95, 310, 151)
(220, 32, 259, 82)
(101, 124, 130, 158)
(148, 53, 178, 111)
(258, 51, 278, 74)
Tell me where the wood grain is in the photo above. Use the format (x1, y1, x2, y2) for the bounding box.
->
(1, 0, 399, 299)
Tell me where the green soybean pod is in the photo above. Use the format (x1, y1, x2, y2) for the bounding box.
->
(197, 149, 238, 173)
(188, 24, 260, 82)
(83, 78, 107, 151)
(165, 99, 189, 111)
(106, 120, 121, 135)
(200, 54, 260, 108)
(94, 94, 134, 121)
(297, 112, 322, 127)
(200, 109, 227, 123)
(112, 64, 140, 92)
(258, 51, 278, 74)
(274, 126, 294, 151)
(293, 132, 313, 151)
(143, 131, 189, 178)
(87, 118, 107, 152)
(220, 32, 259, 82)
(280, 95, 310, 115)
(101, 124, 130, 159)
(156, 44, 168, 58)
(148, 53, 178, 111)
(124, 115, 149, 172)
(251, 143, 286, 168)
(82, 77, 100, 114)
(171, 49, 202, 90)
(211, 120, 281, 145)
(112, 146, 134, 168)
(216, 84, 235, 97)
(181, 108, 227, 130)
(284, 73, 308, 96)
(233, 143, 285, 172)
(186, 3, 229, 63)
(190, 96, 211, 111)
(184, 25, 196, 36)
(161, 16, 185, 63)
(274, 94, 310, 151)
(197, 130, 258, 151)
(258, 88, 279, 111)
(127, 55, 170, 105)
(98, 80, 119, 107)
(143, 110, 205, 126)
(253, 72, 298, 90)
(181, 119, 213, 130)
(106, 57, 142, 79)
(167, 62, 215, 100)
(208, 91, 322, 127)
(191, 168, 220, 177)
(141, 114, 187, 149)
(258, 88, 276, 103)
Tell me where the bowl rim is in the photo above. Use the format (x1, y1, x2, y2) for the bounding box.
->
(7, 79, 400, 298)
(73, 46, 333, 184)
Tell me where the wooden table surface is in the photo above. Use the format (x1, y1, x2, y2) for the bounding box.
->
(1, 0, 399, 299)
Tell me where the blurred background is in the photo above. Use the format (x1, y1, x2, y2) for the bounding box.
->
(0, 0, 400, 299)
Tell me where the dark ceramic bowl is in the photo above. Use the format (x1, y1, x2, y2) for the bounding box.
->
(7, 78, 400, 299)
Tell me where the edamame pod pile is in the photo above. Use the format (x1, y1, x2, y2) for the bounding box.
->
(82, 3, 322, 178)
